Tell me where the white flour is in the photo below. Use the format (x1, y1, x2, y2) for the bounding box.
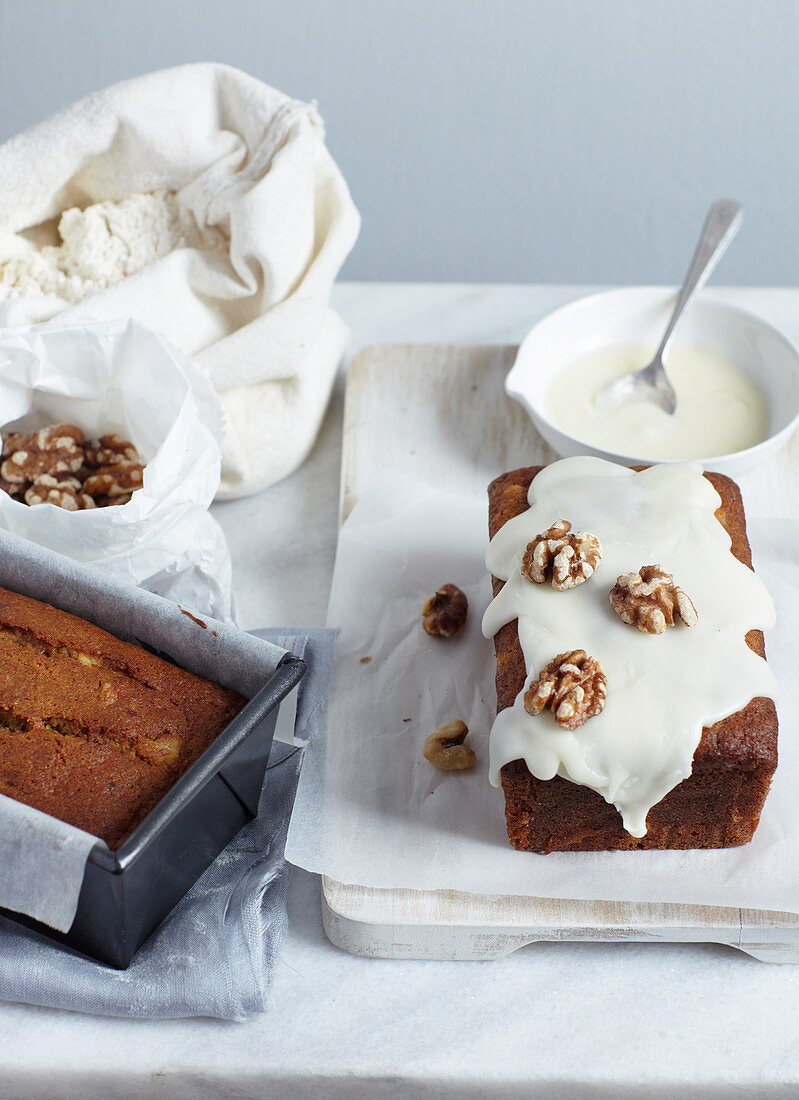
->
(0, 192, 222, 304)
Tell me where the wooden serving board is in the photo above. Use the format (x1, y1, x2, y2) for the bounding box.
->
(322, 343, 799, 963)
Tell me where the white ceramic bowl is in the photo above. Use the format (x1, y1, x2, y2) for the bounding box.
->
(507, 287, 799, 476)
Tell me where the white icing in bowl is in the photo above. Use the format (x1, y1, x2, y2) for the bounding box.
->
(547, 342, 769, 460)
(506, 288, 799, 477)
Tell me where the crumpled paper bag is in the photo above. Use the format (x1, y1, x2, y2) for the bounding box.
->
(0, 62, 360, 497)
(0, 316, 233, 620)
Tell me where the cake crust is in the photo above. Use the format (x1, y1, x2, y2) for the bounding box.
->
(488, 465, 778, 853)
(0, 586, 246, 848)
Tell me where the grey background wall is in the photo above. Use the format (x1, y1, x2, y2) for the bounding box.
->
(0, 0, 795, 285)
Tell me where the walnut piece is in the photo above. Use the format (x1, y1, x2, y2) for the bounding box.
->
(0, 447, 82, 485)
(84, 433, 140, 469)
(83, 461, 144, 498)
(524, 649, 607, 730)
(422, 583, 468, 637)
(423, 720, 476, 771)
(1, 425, 85, 488)
(0, 476, 22, 499)
(521, 519, 602, 590)
(609, 565, 698, 635)
(3, 424, 84, 457)
(24, 475, 96, 510)
(94, 492, 133, 507)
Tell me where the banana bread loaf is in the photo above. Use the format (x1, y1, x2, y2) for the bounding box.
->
(0, 586, 246, 848)
(486, 463, 778, 852)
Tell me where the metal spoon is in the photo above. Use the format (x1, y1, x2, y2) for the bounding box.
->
(596, 199, 744, 415)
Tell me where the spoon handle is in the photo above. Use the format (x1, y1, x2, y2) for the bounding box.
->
(656, 199, 744, 362)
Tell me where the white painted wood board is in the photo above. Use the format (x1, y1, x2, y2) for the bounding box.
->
(323, 343, 799, 964)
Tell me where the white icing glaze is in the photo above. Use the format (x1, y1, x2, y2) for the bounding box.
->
(482, 457, 777, 837)
(546, 342, 769, 459)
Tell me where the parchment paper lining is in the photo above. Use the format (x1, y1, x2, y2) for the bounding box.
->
(285, 475, 799, 914)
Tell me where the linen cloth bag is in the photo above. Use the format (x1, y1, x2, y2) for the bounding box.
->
(0, 62, 360, 497)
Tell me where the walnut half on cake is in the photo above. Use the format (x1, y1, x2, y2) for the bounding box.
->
(484, 461, 778, 853)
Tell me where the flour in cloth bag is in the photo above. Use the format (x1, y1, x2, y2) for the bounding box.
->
(0, 191, 224, 305)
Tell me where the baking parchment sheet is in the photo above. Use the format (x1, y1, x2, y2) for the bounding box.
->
(285, 474, 799, 913)
(0, 528, 286, 933)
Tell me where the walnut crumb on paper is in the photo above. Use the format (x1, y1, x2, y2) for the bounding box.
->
(423, 720, 476, 771)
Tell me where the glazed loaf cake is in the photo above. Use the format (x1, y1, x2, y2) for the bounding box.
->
(0, 586, 246, 848)
(487, 465, 778, 853)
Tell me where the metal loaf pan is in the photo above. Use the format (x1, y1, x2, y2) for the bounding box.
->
(0, 529, 305, 968)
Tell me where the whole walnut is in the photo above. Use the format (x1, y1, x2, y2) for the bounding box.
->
(521, 519, 602, 591)
(422, 584, 468, 637)
(524, 649, 607, 730)
(610, 565, 698, 635)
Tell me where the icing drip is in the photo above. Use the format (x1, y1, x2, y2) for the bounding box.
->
(482, 457, 777, 837)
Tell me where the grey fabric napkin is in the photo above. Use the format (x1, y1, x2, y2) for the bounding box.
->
(0, 627, 335, 1021)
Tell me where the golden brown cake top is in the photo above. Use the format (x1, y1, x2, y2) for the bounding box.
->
(0, 586, 247, 847)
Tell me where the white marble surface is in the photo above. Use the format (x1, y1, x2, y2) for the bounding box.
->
(3, 282, 799, 1098)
